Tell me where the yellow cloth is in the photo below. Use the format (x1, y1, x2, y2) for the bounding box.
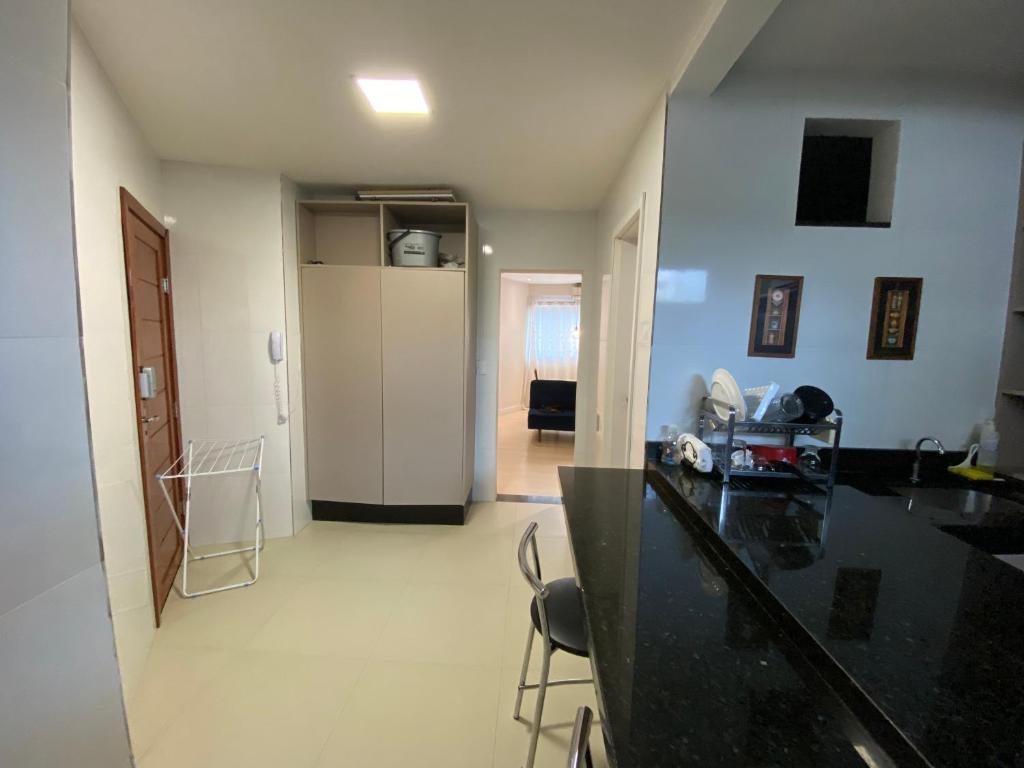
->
(947, 466, 995, 481)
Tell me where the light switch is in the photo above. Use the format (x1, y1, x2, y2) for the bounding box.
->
(477, 360, 490, 375)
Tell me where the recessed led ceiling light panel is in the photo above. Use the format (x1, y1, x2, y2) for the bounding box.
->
(356, 78, 429, 114)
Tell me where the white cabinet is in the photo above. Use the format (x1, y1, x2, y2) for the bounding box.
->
(301, 266, 383, 504)
(381, 269, 465, 505)
(297, 199, 477, 520)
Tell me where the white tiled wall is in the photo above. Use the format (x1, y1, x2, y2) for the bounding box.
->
(649, 75, 1024, 448)
(162, 161, 295, 545)
(69, 20, 166, 707)
(281, 177, 312, 533)
(0, 1, 132, 764)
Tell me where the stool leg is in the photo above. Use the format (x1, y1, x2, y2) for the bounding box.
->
(513, 624, 534, 720)
(524, 642, 551, 768)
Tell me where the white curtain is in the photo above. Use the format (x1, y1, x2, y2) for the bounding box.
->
(523, 296, 580, 405)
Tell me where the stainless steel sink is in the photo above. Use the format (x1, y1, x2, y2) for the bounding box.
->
(888, 486, 1024, 555)
(892, 487, 1024, 519)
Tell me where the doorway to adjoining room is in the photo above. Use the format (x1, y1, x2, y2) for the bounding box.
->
(497, 272, 582, 500)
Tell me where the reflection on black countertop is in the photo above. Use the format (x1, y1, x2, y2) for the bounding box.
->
(559, 467, 923, 768)
(648, 462, 1024, 768)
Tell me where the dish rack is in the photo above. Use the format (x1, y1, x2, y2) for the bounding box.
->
(696, 396, 843, 488)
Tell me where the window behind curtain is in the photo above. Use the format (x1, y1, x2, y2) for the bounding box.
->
(523, 295, 580, 405)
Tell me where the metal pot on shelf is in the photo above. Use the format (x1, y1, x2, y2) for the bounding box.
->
(387, 228, 441, 267)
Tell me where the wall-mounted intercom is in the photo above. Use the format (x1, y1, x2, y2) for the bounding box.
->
(269, 331, 288, 424)
(269, 330, 284, 364)
(138, 366, 156, 400)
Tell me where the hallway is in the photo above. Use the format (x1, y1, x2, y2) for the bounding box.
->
(496, 410, 574, 498)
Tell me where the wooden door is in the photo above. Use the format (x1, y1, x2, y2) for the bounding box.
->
(381, 269, 465, 505)
(300, 265, 384, 504)
(120, 188, 184, 626)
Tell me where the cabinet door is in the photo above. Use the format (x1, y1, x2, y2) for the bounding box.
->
(301, 266, 383, 504)
(381, 269, 465, 505)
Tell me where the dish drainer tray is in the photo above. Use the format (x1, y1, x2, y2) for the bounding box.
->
(697, 396, 843, 488)
(708, 445, 831, 484)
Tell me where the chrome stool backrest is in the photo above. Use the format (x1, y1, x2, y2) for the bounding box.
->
(517, 521, 550, 643)
(567, 706, 594, 768)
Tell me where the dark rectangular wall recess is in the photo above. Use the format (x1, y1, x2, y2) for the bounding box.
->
(796, 118, 900, 228)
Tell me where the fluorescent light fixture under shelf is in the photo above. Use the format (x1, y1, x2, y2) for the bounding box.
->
(356, 78, 429, 114)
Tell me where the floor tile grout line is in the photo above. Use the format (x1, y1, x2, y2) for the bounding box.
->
(309, 654, 373, 768)
(489, 660, 509, 768)
(492, 548, 520, 768)
(364, 569, 418, 666)
(130, 643, 239, 763)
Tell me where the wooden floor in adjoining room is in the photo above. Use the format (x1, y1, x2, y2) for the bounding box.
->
(496, 409, 574, 498)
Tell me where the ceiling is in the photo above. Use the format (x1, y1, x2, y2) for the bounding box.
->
(734, 0, 1024, 85)
(71, 0, 716, 210)
(502, 272, 582, 285)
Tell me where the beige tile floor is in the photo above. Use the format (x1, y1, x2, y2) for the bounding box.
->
(127, 502, 607, 768)
(497, 409, 575, 497)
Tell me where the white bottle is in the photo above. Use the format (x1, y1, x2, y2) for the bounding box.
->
(978, 418, 1000, 471)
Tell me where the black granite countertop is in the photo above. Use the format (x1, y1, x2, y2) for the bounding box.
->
(646, 463, 1024, 767)
(559, 467, 926, 768)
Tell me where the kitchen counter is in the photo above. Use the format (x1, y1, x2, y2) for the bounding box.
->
(558, 467, 926, 767)
(645, 463, 1024, 767)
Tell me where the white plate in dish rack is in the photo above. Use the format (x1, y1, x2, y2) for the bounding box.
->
(710, 368, 746, 421)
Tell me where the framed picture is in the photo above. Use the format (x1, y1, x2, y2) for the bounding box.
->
(748, 274, 804, 358)
(867, 277, 923, 360)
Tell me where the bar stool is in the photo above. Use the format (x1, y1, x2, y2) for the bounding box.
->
(567, 706, 594, 768)
(514, 521, 593, 768)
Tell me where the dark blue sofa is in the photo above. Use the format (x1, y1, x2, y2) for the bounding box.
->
(527, 380, 576, 439)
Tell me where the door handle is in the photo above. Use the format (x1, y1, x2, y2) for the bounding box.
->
(141, 415, 161, 424)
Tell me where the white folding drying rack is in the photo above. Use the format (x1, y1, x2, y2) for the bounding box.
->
(157, 436, 265, 598)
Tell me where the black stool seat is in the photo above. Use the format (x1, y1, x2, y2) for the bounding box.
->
(530, 577, 589, 657)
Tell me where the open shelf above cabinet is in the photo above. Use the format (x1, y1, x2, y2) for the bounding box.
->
(381, 202, 466, 269)
(297, 199, 469, 270)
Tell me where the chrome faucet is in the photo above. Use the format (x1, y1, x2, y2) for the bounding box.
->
(911, 437, 945, 484)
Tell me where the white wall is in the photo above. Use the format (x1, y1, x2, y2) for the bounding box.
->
(69, 18, 165, 708)
(594, 99, 668, 467)
(498, 277, 529, 413)
(162, 161, 295, 544)
(0, 2, 132, 764)
(474, 211, 598, 499)
(648, 74, 1024, 448)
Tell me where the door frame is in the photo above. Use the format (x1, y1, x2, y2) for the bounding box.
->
(495, 269, 583, 496)
(601, 196, 646, 467)
(119, 187, 184, 626)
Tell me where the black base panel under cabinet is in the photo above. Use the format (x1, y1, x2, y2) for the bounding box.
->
(312, 499, 468, 525)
